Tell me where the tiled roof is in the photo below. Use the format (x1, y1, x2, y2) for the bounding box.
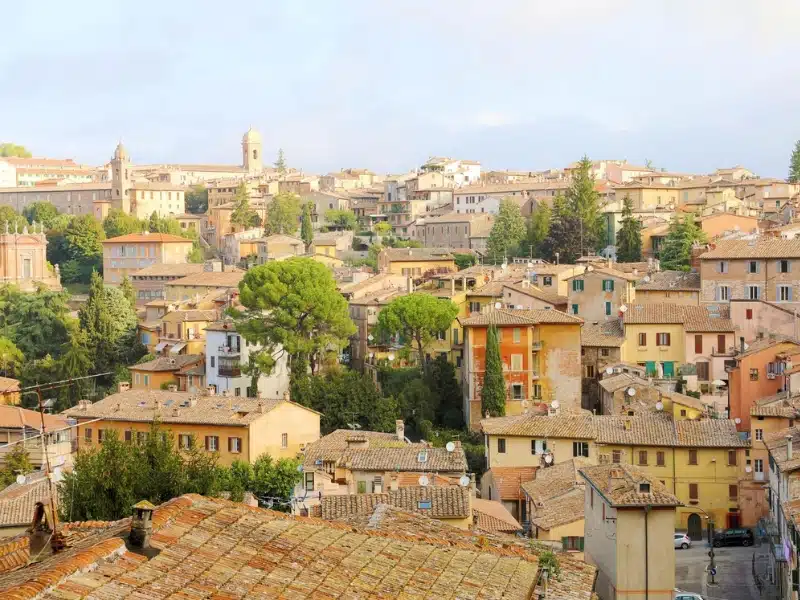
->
(167, 271, 244, 288)
(765, 427, 800, 472)
(581, 320, 625, 347)
(635, 270, 701, 291)
(0, 475, 50, 527)
(160, 309, 218, 322)
(481, 415, 595, 439)
(530, 487, 585, 530)
(461, 308, 583, 326)
(0, 405, 67, 431)
(321, 486, 471, 520)
(675, 419, 748, 447)
(502, 282, 568, 306)
(130, 263, 205, 278)
(0, 494, 597, 600)
(62, 390, 319, 426)
(303, 429, 467, 473)
(623, 304, 733, 331)
(466, 280, 506, 297)
(580, 463, 681, 507)
(699, 238, 800, 259)
(102, 233, 191, 244)
(129, 354, 204, 373)
(521, 459, 587, 505)
(594, 414, 678, 447)
(471, 498, 521, 533)
(381, 247, 454, 262)
(751, 393, 800, 418)
(737, 336, 800, 359)
(485, 467, 538, 500)
(597, 372, 649, 393)
(0, 376, 20, 393)
(565, 267, 639, 282)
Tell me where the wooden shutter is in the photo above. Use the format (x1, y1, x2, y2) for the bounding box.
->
(561, 537, 568, 551)
(205, 436, 210, 451)
(666, 333, 671, 346)
(729, 484, 738, 499)
(228, 437, 232, 452)
(728, 450, 737, 466)
(689, 449, 697, 465)
(578, 537, 584, 551)
(657, 451, 665, 466)
(717, 335, 726, 353)
(695, 335, 703, 354)
(689, 483, 698, 500)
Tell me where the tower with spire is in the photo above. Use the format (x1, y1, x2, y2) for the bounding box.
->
(242, 128, 263, 175)
(111, 142, 132, 213)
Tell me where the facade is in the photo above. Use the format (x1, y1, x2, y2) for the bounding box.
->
(565, 267, 638, 322)
(156, 309, 218, 355)
(634, 271, 700, 306)
(377, 247, 455, 276)
(0, 225, 60, 291)
(0, 182, 111, 217)
(729, 299, 800, 343)
(65, 389, 320, 467)
(102, 233, 193, 285)
(129, 354, 205, 391)
(164, 270, 243, 301)
(413, 213, 494, 251)
(129, 263, 205, 305)
(254, 234, 304, 264)
(0, 405, 72, 472)
(501, 281, 568, 311)
(581, 321, 625, 411)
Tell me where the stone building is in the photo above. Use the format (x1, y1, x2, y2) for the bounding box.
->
(0, 222, 60, 291)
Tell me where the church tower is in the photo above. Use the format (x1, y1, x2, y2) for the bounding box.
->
(111, 142, 132, 213)
(242, 128, 263, 175)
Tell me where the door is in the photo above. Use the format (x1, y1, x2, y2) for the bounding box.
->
(662, 361, 675, 378)
(645, 361, 656, 377)
(22, 258, 32, 279)
(688, 513, 703, 540)
(696, 361, 710, 381)
(727, 513, 741, 528)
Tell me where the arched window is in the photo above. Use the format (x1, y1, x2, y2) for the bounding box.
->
(253, 149, 259, 160)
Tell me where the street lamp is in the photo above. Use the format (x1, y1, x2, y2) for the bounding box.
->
(692, 506, 717, 585)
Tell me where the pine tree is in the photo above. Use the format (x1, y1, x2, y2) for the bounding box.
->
(526, 203, 551, 258)
(789, 140, 800, 184)
(274, 149, 287, 177)
(119, 275, 136, 309)
(615, 195, 642, 262)
(486, 198, 526, 263)
(230, 183, 259, 229)
(481, 325, 505, 417)
(565, 156, 606, 254)
(659, 215, 706, 271)
(300, 202, 313, 251)
(541, 195, 582, 264)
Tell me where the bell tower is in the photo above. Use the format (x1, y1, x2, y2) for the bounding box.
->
(242, 128, 263, 175)
(111, 142, 132, 213)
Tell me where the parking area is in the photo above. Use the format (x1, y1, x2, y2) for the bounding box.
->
(675, 542, 759, 600)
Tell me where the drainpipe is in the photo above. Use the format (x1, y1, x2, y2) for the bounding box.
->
(644, 505, 651, 600)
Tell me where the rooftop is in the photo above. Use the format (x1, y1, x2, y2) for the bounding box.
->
(461, 308, 583, 327)
(129, 263, 205, 278)
(321, 486, 471, 520)
(530, 487, 585, 531)
(635, 270, 701, 291)
(102, 233, 192, 244)
(623, 304, 734, 332)
(521, 458, 587, 506)
(699, 238, 800, 259)
(380, 247, 455, 262)
(129, 354, 204, 373)
(581, 320, 625, 347)
(159, 309, 219, 323)
(481, 414, 595, 439)
(765, 427, 800, 472)
(0, 404, 67, 431)
(501, 281, 568, 306)
(0, 474, 50, 528)
(580, 463, 681, 507)
(167, 270, 244, 288)
(471, 498, 522, 534)
(597, 372, 650, 393)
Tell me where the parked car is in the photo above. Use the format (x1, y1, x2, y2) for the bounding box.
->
(674, 592, 704, 600)
(674, 533, 691, 549)
(713, 528, 754, 547)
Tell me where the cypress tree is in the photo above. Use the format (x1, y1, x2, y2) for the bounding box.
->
(481, 325, 506, 417)
(615, 195, 643, 262)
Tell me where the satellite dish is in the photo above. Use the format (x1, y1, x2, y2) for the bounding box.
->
(368, 334, 374, 342)
(619, 305, 628, 313)
(418, 475, 429, 487)
(643, 275, 651, 283)
(15, 474, 26, 486)
(459, 475, 471, 487)
(627, 387, 636, 397)
(544, 454, 553, 464)
(387, 353, 395, 361)
(494, 302, 502, 310)
(655, 401, 664, 411)
(446, 441, 456, 452)
(745, 466, 752, 473)
(551, 400, 560, 409)
(605, 367, 614, 375)
(734, 417, 742, 424)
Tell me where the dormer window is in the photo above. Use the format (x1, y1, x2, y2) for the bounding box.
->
(417, 450, 428, 463)
(638, 482, 651, 494)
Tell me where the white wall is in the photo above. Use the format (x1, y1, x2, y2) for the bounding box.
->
(0, 161, 16, 188)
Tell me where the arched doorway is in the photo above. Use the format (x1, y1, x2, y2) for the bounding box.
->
(688, 513, 703, 540)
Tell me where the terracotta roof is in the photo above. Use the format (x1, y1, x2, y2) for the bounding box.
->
(0, 405, 67, 431)
(129, 354, 204, 373)
(502, 282, 568, 306)
(0, 475, 49, 528)
(481, 414, 595, 439)
(595, 414, 678, 446)
(597, 372, 649, 393)
(580, 463, 681, 507)
(486, 467, 538, 501)
(471, 498, 521, 533)
(102, 233, 191, 244)
(167, 271, 244, 288)
(623, 304, 733, 331)
(565, 267, 639, 282)
(751, 393, 800, 418)
(675, 419, 748, 447)
(765, 427, 800, 472)
(130, 263, 205, 278)
(380, 247, 455, 262)
(466, 280, 505, 297)
(521, 459, 587, 505)
(699, 239, 800, 259)
(530, 487, 585, 530)
(160, 309, 218, 322)
(581, 320, 625, 347)
(0, 376, 20, 393)
(635, 270, 701, 291)
(321, 486, 471, 520)
(736, 336, 800, 359)
(63, 390, 319, 426)
(461, 308, 583, 326)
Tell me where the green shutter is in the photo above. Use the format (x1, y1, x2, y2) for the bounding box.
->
(579, 537, 584, 551)
(562, 537, 568, 551)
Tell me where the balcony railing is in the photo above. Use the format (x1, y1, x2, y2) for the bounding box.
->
(218, 365, 242, 377)
(218, 345, 241, 357)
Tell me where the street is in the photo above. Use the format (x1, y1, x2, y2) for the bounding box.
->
(675, 542, 759, 600)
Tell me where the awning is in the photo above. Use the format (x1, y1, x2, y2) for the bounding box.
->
(155, 342, 168, 352)
(169, 342, 187, 354)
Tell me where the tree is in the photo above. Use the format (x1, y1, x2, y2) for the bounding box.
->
(64, 214, 105, 280)
(233, 258, 356, 380)
(0, 286, 72, 360)
(230, 183, 260, 229)
(0, 206, 29, 234)
(790, 140, 800, 184)
(324, 209, 357, 231)
(659, 215, 707, 271)
(0, 337, 24, 377)
(0, 143, 31, 158)
(274, 149, 287, 176)
(185, 184, 209, 214)
(119, 275, 136, 309)
(486, 198, 526, 262)
(615, 195, 643, 262)
(453, 253, 476, 270)
(22, 202, 60, 229)
(425, 355, 463, 429)
(541, 194, 582, 264)
(300, 202, 313, 251)
(0, 444, 34, 488)
(565, 156, 606, 254)
(376, 293, 459, 373)
(374, 222, 392, 237)
(265, 193, 301, 235)
(57, 328, 92, 409)
(481, 325, 505, 417)
(526, 203, 551, 258)
(251, 454, 302, 503)
(103, 209, 143, 238)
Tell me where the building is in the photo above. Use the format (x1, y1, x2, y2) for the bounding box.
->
(0, 182, 112, 217)
(580, 321, 625, 411)
(634, 270, 700, 306)
(699, 239, 800, 306)
(566, 266, 638, 321)
(377, 247, 455, 276)
(0, 224, 61, 291)
(205, 320, 290, 400)
(221, 227, 263, 265)
(380, 173, 454, 237)
(580, 463, 681, 600)
(129, 263, 205, 305)
(729, 299, 800, 344)
(64, 389, 320, 467)
(461, 309, 583, 429)
(254, 234, 305, 264)
(0, 376, 21, 406)
(164, 269, 243, 301)
(501, 280, 568, 312)
(413, 212, 494, 252)
(102, 232, 193, 285)
(0, 156, 95, 187)
(764, 426, 800, 584)
(129, 354, 205, 391)
(0, 405, 72, 472)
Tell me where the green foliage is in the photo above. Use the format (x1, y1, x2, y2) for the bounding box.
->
(659, 215, 706, 271)
(0, 143, 31, 158)
(453, 253, 477, 270)
(0, 444, 34, 488)
(377, 293, 459, 372)
(541, 194, 582, 264)
(615, 195, 643, 262)
(526, 203, 551, 258)
(424, 355, 463, 429)
(103, 209, 143, 238)
(487, 198, 526, 261)
(251, 454, 302, 503)
(187, 245, 205, 263)
(185, 185, 209, 214)
(565, 155, 606, 252)
(374, 222, 392, 236)
(62, 215, 105, 281)
(274, 148, 287, 176)
(0, 285, 72, 359)
(481, 325, 505, 417)
(119, 275, 136, 309)
(0, 336, 24, 377)
(23, 202, 60, 229)
(300, 202, 313, 249)
(397, 379, 438, 430)
(265, 192, 301, 235)
(0, 206, 29, 234)
(233, 258, 356, 380)
(325, 209, 357, 230)
(538, 550, 562, 581)
(790, 140, 800, 184)
(230, 183, 261, 229)
(390, 239, 423, 248)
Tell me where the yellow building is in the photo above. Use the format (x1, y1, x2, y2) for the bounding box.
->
(0, 405, 72, 471)
(633, 271, 700, 306)
(102, 233, 193, 286)
(581, 463, 680, 600)
(129, 354, 205, 391)
(0, 377, 21, 406)
(377, 247, 455, 276)
(157, 308, 218, 355)
(613, 181, 680, 210)
(164, 270, 244, 301)
(64, 389, 321, 467)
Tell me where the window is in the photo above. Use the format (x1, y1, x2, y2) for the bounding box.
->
(746, 308, 753, 320)
(657, 451, 665, 466)
(205, 436, 219, 452)
(572, 279, 584, 292)
(748, 261, 759, 274)
(234, 387, 241, 397)
(573, 441, 589, 458)
(602, 279, 615, 292)
(750, 368, 759, 381)
(210, 356, 216, 368)
(656, 332, 671, 346)
(532, 439, 548, 455)
(601, 348, 610, 357)
(281, 433, 288, 448)
(746, 285, 760, 300)
(689, 483, 699, 501)
(511, 354, 523, 371)
(532, 384, 542, 399)
(679, 409, 687, 417)
(228, 437, 242, 453)
(779, 259, 790, 273)
(452, 329, 459, 345)
(510, 327, 521, 344)
(571, 304, 579, 315)
(305, 472, 314, 492)
(778, 285, 793, 302)
(716, 286, 730, 301)
(125, 430, 132, 443)
(754, 458, 764, 474)
(586, 365, 595, 378)
(84, 428, 92, 443)
(718, 261, 728, 274)
(638, 332, 647, 346)
(497, 438, 506, 453)
(612, 450, 621, 463)
(469, 301, 481, 313)
(728, 450, 737, 466)
(605, 301, 612, 316)
(562, 537, 584, 552)
(357, 480, 367, 494)
(511, 384, 523, 399)
(179, 434, 192, 449)
(729, 485, 738, 500)
(638, 450, 648, 466)
(98, 429, 105, 443)
(694, 335, 703, 354)
(144, 375, 150, 387)
(688, 449, 698, 465)
(717, 334, 726, 353)
(543, 276, 552, 286)
(755, 428, 763, 441)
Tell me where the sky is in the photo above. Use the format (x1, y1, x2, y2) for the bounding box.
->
(2, 0, 799, 177)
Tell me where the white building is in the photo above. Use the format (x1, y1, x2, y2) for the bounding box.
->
(205, 321, 290, 399)
(0, 161, 16, 188)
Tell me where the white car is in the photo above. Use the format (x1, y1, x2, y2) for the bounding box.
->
(674, 592, 704, 600)
(674, 533, 691, 549)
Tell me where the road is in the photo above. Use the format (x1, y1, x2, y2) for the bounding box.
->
(675, 542, 759, 600)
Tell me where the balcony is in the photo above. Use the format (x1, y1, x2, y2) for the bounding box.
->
(218, 345, 241, 357)
(218, 358, 242, 377)
(711, 346, 736, 357)
(531, 341, 543, 351)
(754, 471, 765, 482)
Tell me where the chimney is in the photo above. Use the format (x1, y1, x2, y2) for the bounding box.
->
(172, 407, 180, 417)
(206, 385, 216, 396)
(154, 399, 162, 411)
(396, 419, 405, 441)
(222, 389, 231, 398)
(118, 382, 131, 393)
(623, 419, 632, 431)
(788, 435, 794, 461)
(130, 500, 156, 549)
(189, 396, 198, 407)
(740, 336, 745, 355)
(167, 384, 178, 392)
(256, 390, 264, 400)
(390, 474, 399, 491)
(257, 401, 266, 414)
(406, 276, 414, 293)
